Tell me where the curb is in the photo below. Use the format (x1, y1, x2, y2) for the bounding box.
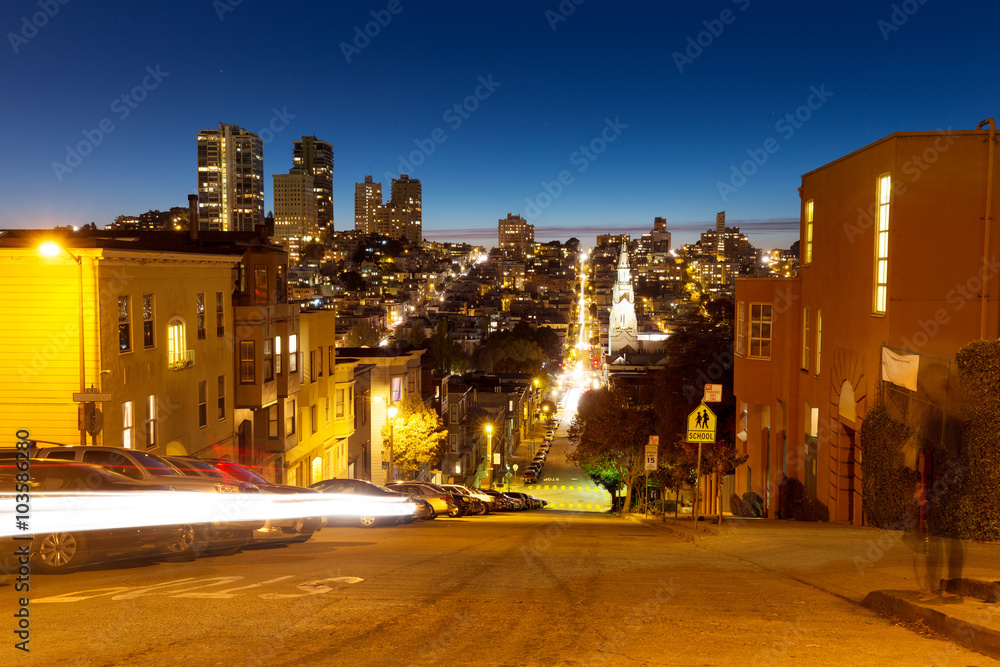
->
(862, 590, 1000, 659)
(623, 514, 717, 542)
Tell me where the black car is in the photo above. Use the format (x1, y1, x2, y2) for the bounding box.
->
(310, 478, 416, 527)
(0, 460, 191, 573)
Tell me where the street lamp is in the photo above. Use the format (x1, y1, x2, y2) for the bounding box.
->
(40, 241, 86, 447)
(387, 403, 398, 482)
(485, 423, 493, 488)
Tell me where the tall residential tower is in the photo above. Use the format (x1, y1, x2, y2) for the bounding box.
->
(292, 136, 334, 234)
(196, 124, 264, 232)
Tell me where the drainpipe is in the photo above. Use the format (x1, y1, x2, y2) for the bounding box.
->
(979, 118, 996, 339)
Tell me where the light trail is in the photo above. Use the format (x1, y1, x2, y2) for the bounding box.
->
(0, 492, 415, 537)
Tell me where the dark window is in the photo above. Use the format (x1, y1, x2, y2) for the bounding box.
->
(142, 294, 154, 348)
(218, 375, 226, 421)
(239, 341, 255, 383)
(118, 296, 132, 352)
(196, 292, 206, 340)
(254, 266, 268, 304)
(216, 291, 225, 337)
(198, 380, 207, 428)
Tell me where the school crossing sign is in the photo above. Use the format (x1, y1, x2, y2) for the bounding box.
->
(686, 403, 717, 443)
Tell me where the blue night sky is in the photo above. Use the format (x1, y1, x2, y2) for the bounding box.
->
(2, 0, 998, 249)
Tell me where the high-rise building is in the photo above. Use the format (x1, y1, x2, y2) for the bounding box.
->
(197, 124, 264, 232)
(292, 136, 334, 234)
(354, 176, 382, 236)
(390, 173, 422, 245)
(498, 213, 534, 256)
(273, 168, 318, 263)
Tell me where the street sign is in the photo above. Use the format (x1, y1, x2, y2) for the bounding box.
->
(73, 392, 112, 402)
(703, 384, 722, 403)
(513, 464, 519, 471)
(686, 403, 717, 443)
(645, 435, 658, 471)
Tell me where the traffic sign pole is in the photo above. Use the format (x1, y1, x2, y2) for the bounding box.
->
(693, 441, 703, 527)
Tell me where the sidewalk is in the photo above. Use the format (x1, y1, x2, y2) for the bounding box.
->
(625, 513, 1000, 660)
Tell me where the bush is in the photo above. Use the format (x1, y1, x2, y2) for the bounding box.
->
(777, 477, 829, 522)
(729, 493, 744, 517)
(729, 491, 765, 518)
(860, 402, 919, 529)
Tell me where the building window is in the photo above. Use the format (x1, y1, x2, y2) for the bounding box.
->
(349, 386, 354, 416)
(317, 349, 324, 377)
(391, 377, 402, 402)
(288, 335, 298, 373)
(144, 395, 156, 450)
(196, 292, 206, 340)
(336, 388, 346, 418)
(736, 301, 745, 356)
(325, 397, 331, 426)
(122, 401, 134, 449)
(450, 433, 458, 453)
(804, 199, 814, 266)
(309, 350, 316, 383)
(276, 336, 282, 375)
(802, 307, 810, 371)
(216, 291, 224, 337)
(815, 309, 822, 376)
(254, 266, 268, 304)
(450, 404, 458, 424)
(198, 380, 207, 428)
(218, 375, 226, 421)
(874, 175, 891, 315)
(268, 404, 278, 438)
(118, 296, 132, 353)
(239, 340, 255, 383)
(328, 345, 334, 375)
(286, 400, 296, 436)
(167, 319, 186, 368)
(142, 294, 154, 349)
(264, 339, 274, 381)
(311, 405, 318, 434)
(748, 303, 772, 360)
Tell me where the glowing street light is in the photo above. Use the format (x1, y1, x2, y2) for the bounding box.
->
(485, 423, 494, 488)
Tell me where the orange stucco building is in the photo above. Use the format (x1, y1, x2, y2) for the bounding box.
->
(733, 121, 999, 523)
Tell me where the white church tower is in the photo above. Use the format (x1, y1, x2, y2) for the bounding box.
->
(608, 241, 638, 358)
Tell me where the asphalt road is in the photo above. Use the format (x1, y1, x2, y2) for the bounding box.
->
(3, 509, 994, 667)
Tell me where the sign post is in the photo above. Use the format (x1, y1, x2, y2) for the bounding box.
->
(687, 403, 717, 526)
(645, 436, 658, 517)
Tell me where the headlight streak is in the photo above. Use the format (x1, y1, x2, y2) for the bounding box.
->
(0, 492, 415, 537)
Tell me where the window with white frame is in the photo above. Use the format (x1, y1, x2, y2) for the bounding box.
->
(196, 292, 206, 340)
(736, 301, 745, 356)
(874, 174, 891, 314)
(167, 319, 186, 368)
(804, 199, 814, 266)
(122, 401, 134, 449)
(802, 307, 810, 371)
(198, 380, 207, 428)
(144, 395, 156, 450)
(239, 340, 254, 383)
(119, 296, 132, 353)
(142, 294, 154, 349)
(218, 375, 226, 421)
(748, 303, 772, 360)
(815, 309, 823, 376)
(288, 335, 298, 373)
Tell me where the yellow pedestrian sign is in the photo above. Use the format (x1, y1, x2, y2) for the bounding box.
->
(686, 403, 716, 443)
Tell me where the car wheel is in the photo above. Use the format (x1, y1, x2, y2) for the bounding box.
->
(34, 532, 88, 573)
(164, 524, 197, 557)
(358, 515, 379, 528)
(448, 507, 464, 518)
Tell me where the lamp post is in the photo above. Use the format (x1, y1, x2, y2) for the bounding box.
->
(532, 378, 540, 441)
(387, 403, 398, 482)
(485, 423, 493, 489)
(40, 241, 86, 446)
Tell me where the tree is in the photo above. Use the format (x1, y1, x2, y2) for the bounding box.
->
(338, 270, 367, 293)
(567, 386, 657, 512)
(406, 321, 427, 347)
(381, 395, 449, 478)
(346, 321, 380, 347)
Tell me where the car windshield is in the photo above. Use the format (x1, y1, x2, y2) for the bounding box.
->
(172, 458, 226, 479)
(133, 452, 182, 476)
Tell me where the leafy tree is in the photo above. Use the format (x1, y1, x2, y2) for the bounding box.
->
(381, 395, 449, 478)
(567, 386, 657, 512)
(346, 321, 380, 347)
(406, 322, 427, 347)
(338, 270, 367, 293)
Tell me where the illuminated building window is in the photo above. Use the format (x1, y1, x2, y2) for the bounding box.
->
(268, 404, 278, 438)
(392, 376, 402, 402)
(874, 175, 891, 314)
(264, 338, 274, 381)
(142, 295, 154, 349)
(196, 292, 206, 340)
(804, 200, 814, 266)
(167, 319, 186, 368)
(802, 307, 810, 371)
(815, 309, 823, 376)
(276, 336, 282, 375)
(198, 380, 207, 428)
(736, 301, 745, 356)
(216, 292, 224, 337)
(748, 303, 772, 360)
(119, 296, 132, 353)
(218, 375, 226, 421)
(286, 399, 296, 436)
(122, 401, 134, 449)
(144, 395, 156, 450)
(289, 335, 298, 373)
(336, 388, 346, 418)
(239, 340, 255, 383)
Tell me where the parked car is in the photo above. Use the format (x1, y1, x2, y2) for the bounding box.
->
(386, 481, 461, 517)
(480, 488, 511, 510)
(441, 484, 490, 515)
(164, 456, 260, 493)
(523, 470, 538, 484)
(31, 446, 257, 556)
(0, 460, 191, 572)
(507, 492, 542, 510)
(309, 478, 417, 526)
(201, 459, 325, 542)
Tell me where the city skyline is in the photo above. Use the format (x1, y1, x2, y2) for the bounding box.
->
(3, 1, 999, 249)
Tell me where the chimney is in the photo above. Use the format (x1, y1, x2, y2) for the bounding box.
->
(188, 194, 199, 241)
